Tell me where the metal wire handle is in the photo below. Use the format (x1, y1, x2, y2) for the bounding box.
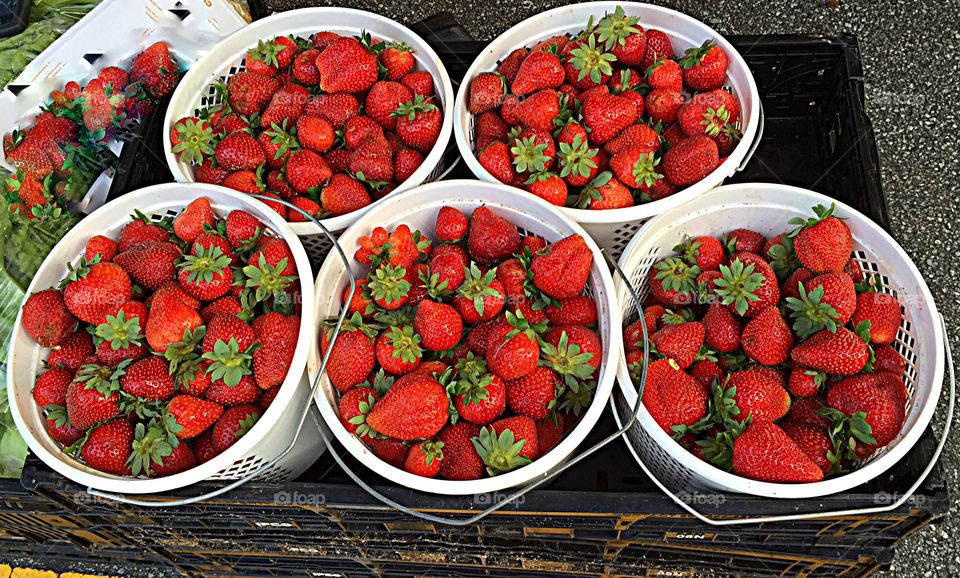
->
(315, 250, 651, 526)
(87, 194, 358, 507)
(613, 262, 955, 526)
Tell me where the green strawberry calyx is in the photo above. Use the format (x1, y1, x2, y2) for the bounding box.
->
(367, 264, 411, 308)
(347, 391, 378, 439)
(172, 117, 217, 166)
(569, 34, 617, 84)
(784, 282, 841, 338)
(557, 134, 598, 179)
(456, 263, 502, 317)
(510, 136, 550, 174)
(95, 310, 143, 350)
(653, 256, 701, 296)
(385, 325, 423, 365)
(202, 337, 258, 387)
(539, 330, 595, 392)
(596, 6, 642, 50)
(472, 425, 531, 476)
(713, 258, 762, 316)
(128, 420, 177, 477)
(242, 253, 297, 303)
(181, 245, 232, 285)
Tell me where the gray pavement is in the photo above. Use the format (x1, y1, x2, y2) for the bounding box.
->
(264, 0, 959, 575)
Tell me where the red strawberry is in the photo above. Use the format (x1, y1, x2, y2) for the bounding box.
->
(677, 90, 740, 137)
(393, 95, 442, 153)
(651, 321, 703, 370)
(324, 328, 376, 393)
(640, 29, 674, 70)
(144, 287, 203, 352)
(690, 359, 723, 390)
(646, 58, 682, 91)
(476, 416, 539, 474)
(316, 37, 378, 94)
(453, 265, 506, 324)
(216, 132, 266, 172)
(582, 93, 637, 144)
(259, 83, 310, 130)
(62, 259, 131, 324)
(435, 206, 469, 243)
(515, 89, 561, 131)
(827, 373, 906, 453)
(365, 81, 413, 130)
(290, 116, 332, 156)
(511, 50, 564, 95)
(874, 345, 906, 376)
(780, 421, 832, 475)
(311, 31, 341, 51)
(22, 289, 76, 347)
(645, 89, 685, 125)
(473, 111, 508, 151)
(287, 196, 322, 223)
(604, 123, 660, 156)
(81, 419, 133, 476)
(531, 234, 593, 300)
(467, 206, 520, 264)
(173, 198, 215, 244)
(726, 228, 766, 254)
(545, 296, 598, 326)
(642, 358, 708, 434)
(350, 133, 394, 183)
(129, 42, 179, 98)
(438, 422, 484, 480)
(662, 135, 719, 185)
(33, 368, 73, 408)
(485, 313, 540, 381)
(741, 307, 793, 365)
(148, 440, 197, 477)
(365, 436, 408, 469)
(167, 395, 224, 439)
(397, 70, 432, 98)
(355, 224, 423, 269)
(404, 441, 444, 478)
(292, 48, 321, 85)
(47, 331, 94, 372)
(787, 366, 825, 398)
(320, 173, 371, 217)
(338, 386, 377, 435)
(851, 291, 901, 345)
(251, 313, 298, 389)
(366, 373, 448, 440)
(525, 172, 568, 206)
(797, 272, 858, 329)
(205, 374, 259, 407)
(66, 364, 124, 430)
(379, 42, 415, 81)
(790, 204, 853, 274)
(477, 142, 516, 184)
(452, 369, 507, 426)
(505, 366, 558, 420)
(225, 210, 263, 249)
(725, 367, 791, 423)
(791, 327, 869, 375)
(114, 241, 182, 291)
(226, 71, 279, 116)
(414, 300, 463, 352)
(194, 159, 230, 185)
(733, 422, 823, 483)
(120, 357, 174, 401)
(213, 405, 261, 451)
(304, 93, 360, 130)
(679, 40, 728, 91)
(45, 407, 85, 446)
(375, 325, 423, 375)
(286, 149, 332, 193)
(469, 72, 506, 115)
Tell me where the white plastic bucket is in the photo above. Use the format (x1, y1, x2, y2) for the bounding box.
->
(308, 179, 622, 495)
(612, 183, 944, 498)
(7, 184, 323, 494)
(453, 2, 762, 259)
(163, 8, 456, 261)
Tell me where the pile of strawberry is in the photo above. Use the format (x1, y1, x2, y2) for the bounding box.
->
(21, 197, 302, 477)
(170, 31, 443, 223)
(467, 6, 740, 209)
(625, 204, 907, 483)
(324, 206, 603, 480)
(4, 42, 180, 217)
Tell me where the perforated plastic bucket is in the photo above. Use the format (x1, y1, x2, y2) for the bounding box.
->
(163, 8, 456, 262)
(612, 183, 944, 498)
(308, 179, 622, 495)
(453, 2, 762, 259)
(7, 184, 323, 494)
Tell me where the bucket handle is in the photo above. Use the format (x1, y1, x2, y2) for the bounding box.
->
(86, 194, 357, 507)
(310, 251, 652, 526)
(615, 258, 954, 525)
(737, 102, 764, 173)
